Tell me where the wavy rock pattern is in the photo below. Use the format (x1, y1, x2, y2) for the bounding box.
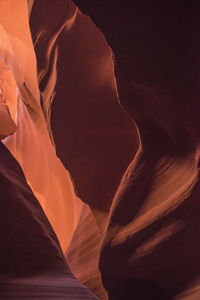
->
(1, 1, 200, 299)
(0, 142, 98, 299)
(30, 3, 138, 298)
(70, 1, 200, 299)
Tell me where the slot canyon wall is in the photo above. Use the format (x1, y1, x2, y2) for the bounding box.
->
(1, 1, 200, 299)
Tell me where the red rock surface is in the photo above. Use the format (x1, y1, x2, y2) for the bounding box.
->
(70, 1, 200, 299)
(1, 1, 200, 299)
(0, 142, 98, 299)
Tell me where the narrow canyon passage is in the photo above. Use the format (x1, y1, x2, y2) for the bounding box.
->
(1, 1, 200, 300)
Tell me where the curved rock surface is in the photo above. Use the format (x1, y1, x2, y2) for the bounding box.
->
(1, 1, 200, 299)
(70, 1, 200, 299)
(0, 141, 98, 299)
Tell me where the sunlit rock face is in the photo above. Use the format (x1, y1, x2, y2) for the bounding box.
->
(1, 0, 82, 255)
(30, 0, 138, 212)
(66, 204, 106, 299)
(0, 142, 98, 299)
(29, 2, 138, 298)
(1, 0, 200, 299)
(0, 0, 99, 298)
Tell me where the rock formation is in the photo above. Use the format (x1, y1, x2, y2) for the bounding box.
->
(1, 1, 200, 299)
